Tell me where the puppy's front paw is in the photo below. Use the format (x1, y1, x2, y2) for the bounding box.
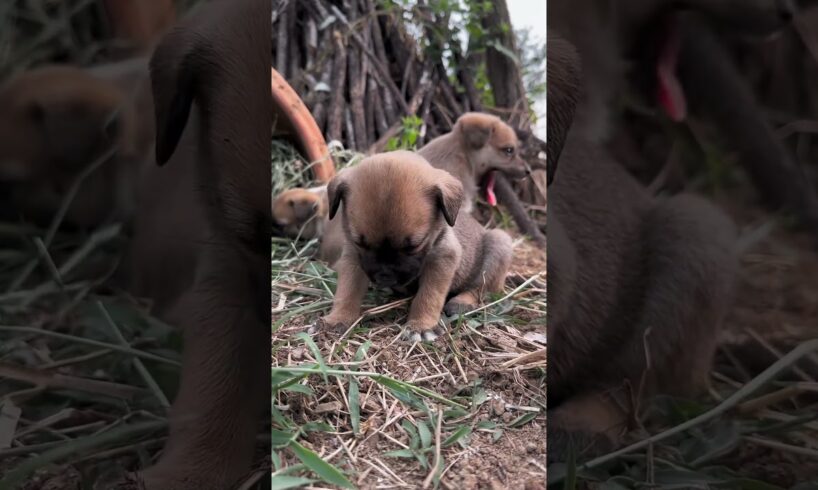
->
(443, 291, 479, 317)
(443, 300, 477, 317)
(402, 320, 444, 342)
(309, 315, 350, 334)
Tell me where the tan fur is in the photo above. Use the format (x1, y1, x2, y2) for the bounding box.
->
(287, 112, 538, 264)
(317, 151, 512, 341)
(272, 187, 327, 239)
(547, 34, 737, 463)
(418, 112, 529, 213)
(122, 0, 272, 487)
(0, 61, 153, 228)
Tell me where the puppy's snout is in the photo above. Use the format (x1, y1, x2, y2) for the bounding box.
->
(293, 200, 318, 220)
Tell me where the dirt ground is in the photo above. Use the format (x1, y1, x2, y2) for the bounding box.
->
(271, 231, 547, 489)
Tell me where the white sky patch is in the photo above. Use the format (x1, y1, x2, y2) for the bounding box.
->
(508, 0, 546, 138)
(508, 0, 546, 42)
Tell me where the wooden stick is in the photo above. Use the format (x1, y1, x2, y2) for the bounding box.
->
(327, 30, 348, 142)
(0, 362, 143, 400)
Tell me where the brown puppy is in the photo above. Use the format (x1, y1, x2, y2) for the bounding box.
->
(317, 151, 512, 341)
(272, 186, 327, 239)
(547, 34, 738, 462)
(277, 113, 540, 263)
(122, 0, 272, 487)
(418, 112, 529, 213)
(0, 61, 152, 228)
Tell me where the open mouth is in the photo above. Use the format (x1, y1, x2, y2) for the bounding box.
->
(483, 170, 498, 207)
(656, 16, 687, 122)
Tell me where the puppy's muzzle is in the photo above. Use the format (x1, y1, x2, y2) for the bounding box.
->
(293, 201, 320, 221)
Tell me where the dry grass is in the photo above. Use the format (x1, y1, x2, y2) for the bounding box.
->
(271, 143, 547, 489)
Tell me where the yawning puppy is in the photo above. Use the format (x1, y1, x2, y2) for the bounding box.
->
(418, 112, 530, 212)
(316, 151, 512, 341)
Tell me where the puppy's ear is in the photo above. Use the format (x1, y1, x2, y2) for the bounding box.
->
(149, 28, 201, 166)
(327, 174, 349, 220)
(546, 33, 582, 184)
(457, 113, 494, 149)
(431, 171, 464, 226)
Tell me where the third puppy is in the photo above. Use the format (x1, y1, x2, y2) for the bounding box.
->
(317, 151, 512, 341)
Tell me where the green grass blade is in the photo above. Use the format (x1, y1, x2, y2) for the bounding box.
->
(295, 332, 329, 383)
(442, 425, 471, 448)
(270, 475, 316, 490)
(289, 439, 354, 489)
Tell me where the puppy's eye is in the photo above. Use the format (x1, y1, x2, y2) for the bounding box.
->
(287, 200, 295, 207)
(502, 147, 515, 156)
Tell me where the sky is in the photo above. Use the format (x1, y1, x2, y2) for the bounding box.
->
(508, 0, 546, 42)
(507, 0, 546, 137)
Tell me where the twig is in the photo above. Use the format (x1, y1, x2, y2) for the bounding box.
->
(0, 362, 142, 400)
(96, 301, 170, 407)
(549, 338, 818, 483)
(423, 407, 443, 489)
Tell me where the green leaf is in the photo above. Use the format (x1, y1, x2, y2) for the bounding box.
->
(271, 451, 283, 471)
(302, 422, 334, 433)
(442, 425, 471, 447)
(508, 411, 538, 428)
(418, 420, 433, 449)
(289, 440, 354, 489)
(283, 383, 314, 396)
(295, 332, 329, 383)
(472, 386, 488, 406)
(272, 429, 296, 448)
(443, 407, 469, 419)
(270, 475, 315, 490)
(348, 341, 371, 435)
(384, 449, 416, 459)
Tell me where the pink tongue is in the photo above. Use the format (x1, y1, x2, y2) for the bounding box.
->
(656, 22, 687, 122)
(485, 171, 497, 206)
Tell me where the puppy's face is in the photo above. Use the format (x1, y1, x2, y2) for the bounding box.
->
(0, 66, 136, 226)
(272, 188, 326, 238)
(328, 151, 463, 289)
(0, 66, 131, 182)
(457, 112, 530, 180)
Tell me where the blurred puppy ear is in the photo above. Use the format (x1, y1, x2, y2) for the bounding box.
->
(430, 170, 464, 226)
(149, 28, 201, 166)
(327, 172, 349, 220)
(546, 33, 582, 185)
(456, 112, 495, 149)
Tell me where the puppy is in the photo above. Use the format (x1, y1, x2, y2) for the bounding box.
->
(316, 151, 512, 341)
(272, 186, 327, 239)
(277, 112, 541, 262)
(122, 0, 272, 487)
(0, 61, 152, 228)
(547, 34, 738, 462)
(418, 112, 529, 213)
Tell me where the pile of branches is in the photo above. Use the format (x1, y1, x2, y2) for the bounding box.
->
(271, 0, 544, 162)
